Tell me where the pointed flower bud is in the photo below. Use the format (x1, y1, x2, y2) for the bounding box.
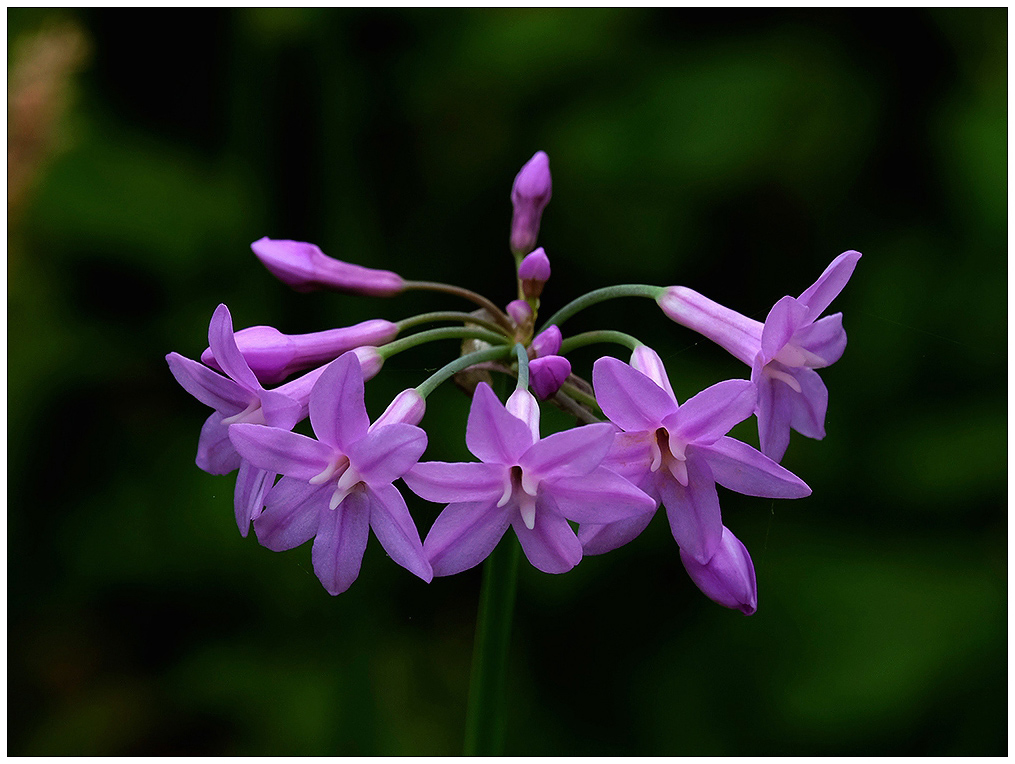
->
(529, 355, 571, 400)
(201, 319, 399, 386)
(506, 299, 532, 327)
(679, 526, 758, 615)
(518, 247, 551, 299)
(371, 389, 426, 430)
(530, 325, 562, 358)
(251, 237, 405, 296)
(351, 346, 384, 380)
(510, 151, 552, 256)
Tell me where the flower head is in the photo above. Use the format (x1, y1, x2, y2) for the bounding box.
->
(251, 237, 405, 296)
(405, 383, 654, 576)
(228, 351, 431, 595)
(658, 251, 861, 461)
(510, 151, 552, 256)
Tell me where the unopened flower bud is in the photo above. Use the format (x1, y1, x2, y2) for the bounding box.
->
(351, 346, 384, 380)
(530, 325, 562, 358)
(518, 247, 551, 299)
(506, 299, 532, 327)
(506, 388, 540, 440)
(679, 526, 758, 616)
(510, 151, 552, 256)
(629, 345, 676, 401)
(202, 319, 399, 386)
(251, 237, 405, 296)
(371, 389, 426, 430)
(529, 355, 571, 400)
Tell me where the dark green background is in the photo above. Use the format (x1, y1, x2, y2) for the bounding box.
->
(8, 8, 1006, 755)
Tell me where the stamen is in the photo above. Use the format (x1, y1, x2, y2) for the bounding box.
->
(519, 492, 536, 530)
(309, 454, 349, 485)
(222, 400, 261, 426)
(775, 343, 827, 369)
(497, 469, 515, 508)
(667, 457, 689, 487)
(766, 366, 803, 393)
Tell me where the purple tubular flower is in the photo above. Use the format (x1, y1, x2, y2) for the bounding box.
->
(228, 351, 432, 595)
(404, 383, 654, 576)
(166, 303, 305, 536)
(530, 325, 562, 358)
(518, 247, 551, 299)
(200, 319, 399, 386)
(581, 356, 810, 568)
(251, 237, 405, 296)
(680, 526, 757, 615)
(657, 251, 861, 461)
(529, 355, 571, 400)
(510, 151, 552, 256)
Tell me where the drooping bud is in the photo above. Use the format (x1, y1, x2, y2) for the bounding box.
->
(529, 355, 571, 400)
(351, 346, 384, 380)
(629, 345, 676, 402)
(530, 325, 562, 358)
(509, 151, 552, 256)
(506, 299, 532, 327)
(251, 237, 405, 296)
(371, 389, 426, 430)
(518, 247, 551, 299)
(201, 319, 399, 386)
(679, 526, 758, 616)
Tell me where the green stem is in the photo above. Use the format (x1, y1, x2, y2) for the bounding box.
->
(414, 345, 514, 399)
(559, 330, 644, 355)
(538, 284, 665, 333)
(402, 280, 515, 333)
(557, 381, 603, 415)
(513, 344, 529, 391)
(379, 327, 510, 361)
(395, 311, 508, 336)
(463, 535, 521, 755)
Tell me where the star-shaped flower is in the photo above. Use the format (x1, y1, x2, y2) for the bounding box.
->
(658, 251, 860, 461)
(229, 351, 432, 595)
(404, 383, 654, 576)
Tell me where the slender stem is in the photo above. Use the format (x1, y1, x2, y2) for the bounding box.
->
(559, 330, 644, 355)
(557, 380, 603, 414)
(463, 535, 521, 756)
(538, 284, 665, 333)
(513, 344, 529, 391)
(395, 311, 508, 336)
(415, 345, 514, 399)
(402, 280, 515, 333)
(379, 327, 510, 361)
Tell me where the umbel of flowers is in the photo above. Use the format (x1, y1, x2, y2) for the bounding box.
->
(168, 150, 860, 614)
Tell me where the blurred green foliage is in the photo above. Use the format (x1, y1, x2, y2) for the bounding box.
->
(8, 8, 1006, 755)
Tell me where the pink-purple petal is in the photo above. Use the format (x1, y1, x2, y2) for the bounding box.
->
(603, 431, 655, 485)
(796, 250, 861, 321)
(312, 490, 371, 595)
(667, 379, 757, 446)
(511, 496, 582, 574)
(761, 295, 809, 361)
(658, 453, 723, 565)
(466, 382, 534, 465)
(259, 389, 303, 430)
(577, 511, 657, 556)
(521, 422, 616, 480)
(794, 312, 847, 367)
(234, 461, 275, 536)
(254, 476, 328, 551)
(544, 467, 657, 524)
(404, 461, 505, 503)
(229, 423, 334, 480)
(309, 352, 370, 450)
(593, 356, 678, 432)
(790, 367, 829, 440)
(696, 437, 811, 499)
(196, 412, 241, 475)
(680, 526, 757, 615)
(423, 500, 511, 577)
(346, 423, 427, 486)
(166, 352, 251, 415)
(529, 355, 571, 400)
(366, 483, 433, 582)
(754, 364, 793, 463)
(208, 304, 261, 392)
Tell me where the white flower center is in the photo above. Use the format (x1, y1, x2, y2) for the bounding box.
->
(498, 465, 539, 530)
(650, 427, 689, 487)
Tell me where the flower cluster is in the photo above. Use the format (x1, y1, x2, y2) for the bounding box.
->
(168, 150, 859, 612)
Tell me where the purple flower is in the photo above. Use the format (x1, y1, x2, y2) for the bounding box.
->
(200, 319, 398, 386)
(404, 384, 654, 576)
(510, 151, 552, 256)
(167, 304, 305, 535)
(529, 355, 571, 400)
(518, 247, 551, 299)
(251, 237, 405, 296)
(657, 251, 861, 461)
(530, 325, 562, 358)
(581, 353, 810, 566)
(506, 299, 533, 328)
(680, 526, 758, 615)
(228, 351, 431, 595)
